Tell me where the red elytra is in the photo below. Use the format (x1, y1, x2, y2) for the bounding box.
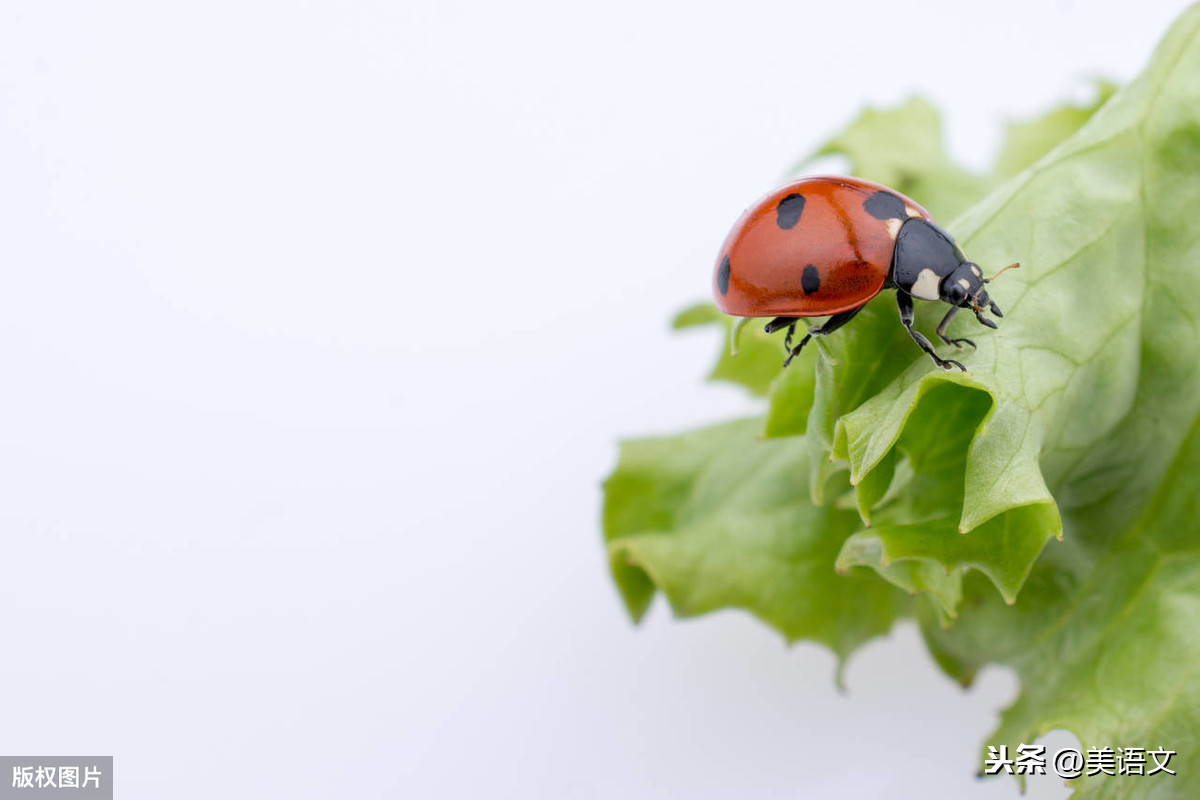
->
(713, 176, 931, 317)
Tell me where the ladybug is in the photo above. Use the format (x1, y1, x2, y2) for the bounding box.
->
(712, 176, 1015, 371)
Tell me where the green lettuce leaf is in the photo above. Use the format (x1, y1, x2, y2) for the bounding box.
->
(604, 4, 1200, 796)
(920, 8, 1200, 796)
(604, 418, 909, 672)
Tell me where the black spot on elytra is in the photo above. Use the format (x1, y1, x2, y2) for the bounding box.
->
(717, 255, 731, 295)
(775, 193, 806, 229)
(863, 191, 908, 221)
(801, 264, 820, 295)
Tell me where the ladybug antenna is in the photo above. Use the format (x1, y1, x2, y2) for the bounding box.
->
(984, 262, 1020, 284)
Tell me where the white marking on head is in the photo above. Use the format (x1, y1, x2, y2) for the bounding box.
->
(970, 264, 982, 278)
(911, 268, 941, 300)
(885, 218, 902, 238)
(958, 278, 971, 291)
(906, 205, 922, 218)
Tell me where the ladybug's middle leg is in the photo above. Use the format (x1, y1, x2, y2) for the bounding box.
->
(898, 292, 966, 372)
(782, 306, 863, 368)
(935, 307, 976, 350)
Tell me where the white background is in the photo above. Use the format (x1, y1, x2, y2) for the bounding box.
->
(0, 2, 1189, 798)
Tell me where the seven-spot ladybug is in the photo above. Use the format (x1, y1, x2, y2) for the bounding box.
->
(712, 176, 1016, 371)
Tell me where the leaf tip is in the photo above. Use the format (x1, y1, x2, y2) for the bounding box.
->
(833, 659, 849, 694)
(729, 316, 752, 356)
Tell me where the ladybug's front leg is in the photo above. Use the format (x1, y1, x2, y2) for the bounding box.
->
(935, 306, 976, 350)
(897, 292, 966, 372)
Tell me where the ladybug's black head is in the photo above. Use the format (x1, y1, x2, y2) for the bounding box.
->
(941, 262, 1004, 328)
(939, 262, 986, 307)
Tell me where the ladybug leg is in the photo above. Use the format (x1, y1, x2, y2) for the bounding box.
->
(764, 316, 801, 354)
(764, 316, 798, 333)
(935, 307, 976, 350)
(897, 292, 966, 372)
(783, 332, 812, 367)
(973, 307, 999, 330)
(782, 306, 863, 367)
